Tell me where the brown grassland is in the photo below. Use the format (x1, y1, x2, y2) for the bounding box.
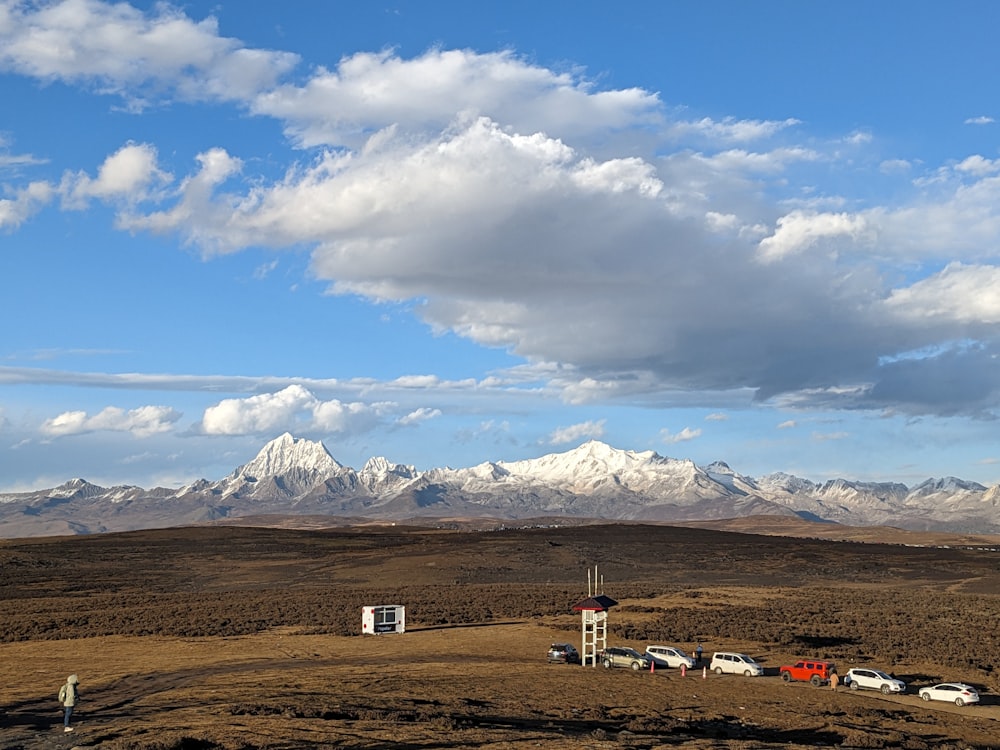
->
(2, 522, 1000, 749)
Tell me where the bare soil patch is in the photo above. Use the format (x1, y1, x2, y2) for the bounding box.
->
(2, 523, 1000, 749)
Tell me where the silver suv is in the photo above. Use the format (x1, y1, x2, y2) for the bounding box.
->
(601, 646, 652, 671)
(844, 668, 906, 694)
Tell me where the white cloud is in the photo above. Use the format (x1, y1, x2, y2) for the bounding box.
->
(964, 116, 995, 125)
(0, 0, 299, 105)
(62, 142, 171, 207)
(884, 263, 1000, 324)
(660, 427, 701, 444)
(253, 48, 662, 149)
(201, 384, 392, 435)
(777, 420, 797, 429)
(548, 420, 606, 445)
(705, 412, 729, 422)
(757, 210, 870, 262)
(955, 155, 1000, 177)
(397, 407, 442, 426)
(879, 159, 911, 174)
(0, 180, 53, 228)
(41, 404, 180, 438)
(6, 4, 1000, 425)
(668, 116, 800, 143)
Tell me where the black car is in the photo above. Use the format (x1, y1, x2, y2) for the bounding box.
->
(547, 642, 581, 664)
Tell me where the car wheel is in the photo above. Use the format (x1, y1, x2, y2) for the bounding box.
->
(881, 684, 891, 695)
(631, 661, 641, 671)
(955, 698, 965, 707)
(921, 692, 930, 701)
(744, 669, 753, 677)
(849, 680, 859, 690)
(603, 659, 612, 669)
(781, 671, 791, 682)
(810, 675, 822, 687)
(715, 667, 723, 675)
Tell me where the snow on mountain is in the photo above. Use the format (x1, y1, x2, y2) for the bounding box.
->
(358, 456, 419, 494)
(3, 433, 1000, 537)
(219, 432, 348, 500)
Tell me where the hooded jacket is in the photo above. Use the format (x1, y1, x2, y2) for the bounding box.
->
(58, 675, 79, 707)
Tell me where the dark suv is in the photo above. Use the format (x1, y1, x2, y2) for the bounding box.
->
(547, 643, 581, 664)
(601, 647, 651, 671)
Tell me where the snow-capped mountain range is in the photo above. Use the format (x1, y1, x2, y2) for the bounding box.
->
(2, 432, 999, 538)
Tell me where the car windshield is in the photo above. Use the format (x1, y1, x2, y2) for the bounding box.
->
(624, 649, 641, 657)
(672, 648, 688, 657)
(873, 670, 891, 679)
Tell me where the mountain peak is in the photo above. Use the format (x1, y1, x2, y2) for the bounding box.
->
(228, 433, 343, 482)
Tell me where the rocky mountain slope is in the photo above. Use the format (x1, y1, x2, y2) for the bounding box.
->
(1, 432, 997, 537)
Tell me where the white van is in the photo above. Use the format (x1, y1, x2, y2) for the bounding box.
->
(710, 651, 763, 676)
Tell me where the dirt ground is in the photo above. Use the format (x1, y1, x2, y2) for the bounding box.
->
(2, 522, 1000, 749)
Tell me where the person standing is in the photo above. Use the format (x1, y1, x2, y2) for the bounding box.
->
(695, 643, 704, 665)
(830, 671, 840, 691)
(58, 674, 79, 732)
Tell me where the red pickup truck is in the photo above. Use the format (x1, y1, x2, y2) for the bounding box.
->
(779, 659, 837, 686)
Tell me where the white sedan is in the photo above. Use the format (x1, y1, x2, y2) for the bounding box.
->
(844, 668, 906, 694)
(645, 645, 696, 669)
(918, 683, 980, 706)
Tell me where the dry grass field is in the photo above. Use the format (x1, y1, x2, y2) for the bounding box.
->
(2, 522, 1000, 749)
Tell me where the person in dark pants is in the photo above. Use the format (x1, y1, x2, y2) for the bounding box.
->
(695, 643, 704, 664)
(58, 674, 80, 732)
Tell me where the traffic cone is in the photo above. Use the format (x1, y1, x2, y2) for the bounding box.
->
(702, 666, 707, 679)
(650, 660, 655, 673)
(681, 664, 686, 677)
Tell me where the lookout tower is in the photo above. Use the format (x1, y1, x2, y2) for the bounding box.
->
(572, 565, 617, 667)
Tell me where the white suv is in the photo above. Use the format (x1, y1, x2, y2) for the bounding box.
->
(645, 645, 695, 669)
(710, 651, 764, 677)
(844, 668, 906, 694)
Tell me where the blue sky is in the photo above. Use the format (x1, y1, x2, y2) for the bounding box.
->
(3, 0, 1000, 493)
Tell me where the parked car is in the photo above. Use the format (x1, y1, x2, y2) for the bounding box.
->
(547, 643, 580, 664)
(844, 668, 906, 694)
(779, 659, 837, 687)
(601, 646, 652, 671)
(918, 683, 980, 706)
(645, 645, 696, 669)
(709, 651, 763, 677)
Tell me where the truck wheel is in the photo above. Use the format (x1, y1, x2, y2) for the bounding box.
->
(781, 671, 792, 682)
(810, 675, 822, 687)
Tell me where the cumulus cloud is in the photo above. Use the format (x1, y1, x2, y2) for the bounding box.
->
(660, 427, 701, 444)
(7, 1, 1000, 426)
(201, 385, 392, 435)
(41, 404, 180, 437)
(884, 263, 1000, 324)
(757, 210, 871, 262)
(253, 48, 662, 149)
(0, 180, 54, 228)
(62, 142, 171, 207)
(0, 0, 299, 105)
(548, 420, 606, 445)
